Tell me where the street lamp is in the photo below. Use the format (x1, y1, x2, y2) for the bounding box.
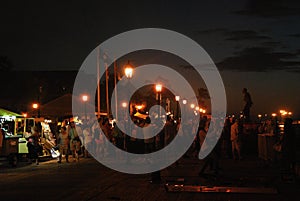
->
(175, 95, 180, 120)
(155, 84, 162, 119)
(82, 94, 89, 121)
(124, 61, 134, 116)
(124, 61, 133, 79)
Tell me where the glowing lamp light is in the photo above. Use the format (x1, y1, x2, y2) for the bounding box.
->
(190, 104, 195, 109)
(122, 102, 127, 108)
(202, 109, 206, 114)
(32, 103, 39, 109)
(82, 95, 88, 102)
(135, 105, 144, 110)
(22, 113, 27, 118)
(195, 106, 200, 111)
(182, 99, 187, 105)
(258, 114, 262, 118)
(175, 95, 180, 101)
(272, 113, 277, 117)
(155, 84, 162, 92)
(124, 67, 133, 78)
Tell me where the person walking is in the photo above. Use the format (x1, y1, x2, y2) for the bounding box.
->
(57, 126, 69, 163)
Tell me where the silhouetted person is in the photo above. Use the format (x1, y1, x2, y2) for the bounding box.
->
(242, 88, 253, 122)
(281, 118, 296, 177)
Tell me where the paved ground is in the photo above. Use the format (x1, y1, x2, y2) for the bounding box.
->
(0, 154, 299, 201)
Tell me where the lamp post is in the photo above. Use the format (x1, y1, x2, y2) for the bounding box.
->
(182, 99, 187, 119)
(151, 84, 163, 184)
(155, 84, 162, 119)
(124, 61, 134, 116)
(175, 95, 180, 120)
(82, 94, 89, 121)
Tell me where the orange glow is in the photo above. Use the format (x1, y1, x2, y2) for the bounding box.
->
(135, 105, 144, 110)
(124, 67, 133, 78)
(272, 113, 277, 117)
(32, 103, 39, 109)
(155, 84, 162, 92)
(22, 113, 27, 118)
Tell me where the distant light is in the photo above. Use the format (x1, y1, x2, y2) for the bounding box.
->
(272, 113, 277, 117)
(22, 113, 27, 118)
(190, 104, 195, 109)
(182, 99, 187, 105)
(199, 108, 203, 112)
(122, 102, 127, 108)
(82, 95, 88, 102)
(175, 95, 180, 101)
(32, 103, 39, 109)
(202, 109, 206, 114)
(258, 114, 262, 118)
(195, 106, 200, 111)
(288, 112, 292, 115)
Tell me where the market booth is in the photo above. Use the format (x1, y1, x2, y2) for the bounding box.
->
(0, 108, 35, 166)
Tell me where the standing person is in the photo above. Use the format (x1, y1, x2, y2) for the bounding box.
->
(281, 118, 296, 178)
(222, 117, 232, 159)
(27, 126, 41, 165)
(83, 125, 92, 158)
(198, 119, 220, 176)
(231, 118, 242, 160)
(94, 127, 105, 158)
(68, 122, 81, 162)
(57, 126, 69, 163)
(242, 88, 253, 122)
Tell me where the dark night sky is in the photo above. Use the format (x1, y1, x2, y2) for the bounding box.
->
(1, 0, 300, 118)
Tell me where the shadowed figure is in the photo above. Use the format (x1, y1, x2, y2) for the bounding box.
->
(242, 88, 253, 122)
